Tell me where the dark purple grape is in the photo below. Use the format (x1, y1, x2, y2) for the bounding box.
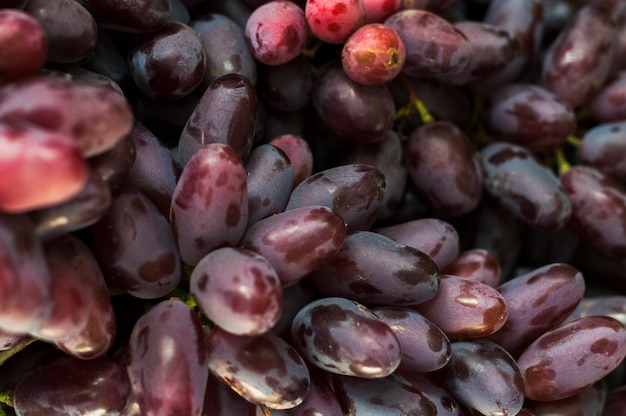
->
(375, 217, 460, 270)
(413, 274, 508, 340)
(268, 134, 313, 189)
(239, 205, 346, 287)
(128, 299, 208, 416)
(25, 0, 97, 65)
(588, 70, 626, 123)
(191, 13, 257, 88)
(82, 29, 132, 88)
(47, 65, 125, 95)
(245, 144, 294, 225)
(170, 143, 248, 266)
(201, 372, 255, 416)
(486, 263, 585, 358)
(0, 121, 88, 213)
(433, 340, 525, 416)
(286, 164, 386, 232)
(305, 0, 365, 44)
(206, 327, 310, 409)
(442, 248, 501, 287)
(178, 73, 257, 165)
(245, 1, 308, 65)
(517, 316, 626, 401)
(332, 374, 438, 416)
(268, 369, 343, 416)
(580, 121, 626, 182)
(484, 83, 576, 148)
(542, 4, 617, 108)
(90, 189, 181, 299)
(128, 21, 207, 99)
(88, 132, 137, 189)
(291, 297, 401, 378)
(14, 356, 131, 416)
(526, 380, 608, 416)
(77, 0, 170, 33)
(480, 142, 572, 230)
(0, 9, 47, 86)
(310, 231, 440, 306)
(257, 55, 313, 112)
(560, 165, 626, 259)
(0, 75, 133, 157)
(373, 307, 451, 372)
(0, 213, 51, 334)
(190, 247, 282, 335)
(311, 61, 395, 144)
(405, 121, 483, 217)
(384, 9, 472, 78)
(392, 371, 466, 416)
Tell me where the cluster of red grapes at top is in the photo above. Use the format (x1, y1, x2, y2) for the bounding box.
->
(2, 0, 626, 415)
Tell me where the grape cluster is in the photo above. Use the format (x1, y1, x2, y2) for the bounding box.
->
(2, 0, 626, 415)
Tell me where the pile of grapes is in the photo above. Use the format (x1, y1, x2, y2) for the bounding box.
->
(2, 0, 626, 414)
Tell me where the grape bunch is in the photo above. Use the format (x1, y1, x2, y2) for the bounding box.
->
(2, 0, 626, 415)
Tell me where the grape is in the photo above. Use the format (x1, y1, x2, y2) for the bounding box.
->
(13, 356, 131, 416)
(82, 30, 132, 88)
(201, 372, 255, 415)
(24, 0, 97, 65)
(384, 9, 472, 78)
(268, 134, 314, 189)
(170, 143, 248, 266)
(77, 0, 170, 33)
(0, 75, 133, 157)
(363, 0, 400, 23)
(177, 73, 257, 166)
(245, 144, 294, 225)
(588, 71, 626, 123)
(484, 83, 576, 148)
(88, 132, 137, 189)
(266, 369, 343, 415)
(128, 21, 207, 99)
(375, 217, 460, 270)
(526, 380, 607, 416)
(128, 299, 208, 416)
(257, 55, 313, 112)
(310, 231, 440, 306)
(485, 263, 586, 358)
(206, 327, 310, 409)
(542, 4, 617, 108)
(442, 248, 501, 287)
(190, 247, 282, 336)
(433, 340, 525, 416)
(0, 9, 47, 86)
(291, 297, 401, 378)
(311, 61, 395, 143)
(579, 121, 626, 183)
(405, 120, 483, 218)
(332, 374, 438, 415)
(480, 142, 572, 230)
(413, 274, 508, 340)
(239, 205, 347, 287)
(0, 121, 88, 213)
(305, 0, 366, 44)
(245, 1, 308, 65)
(560, 165, 626, 259)
(392, 371, 466, 416)
(373, 307, 451, 372)
(191, 13, 258, 87)
(517, 316, 626, 401)
(341, 23, 406, 86)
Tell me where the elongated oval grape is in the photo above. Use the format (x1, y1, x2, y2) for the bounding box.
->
(77, 0, 170, 33)
(413, 274, 508, 340)
(0, 9, 47, 85)
(239, 205, 346, 287)
(481, 142, 572, 230)
(332, 374, 438, 416)
(405, 121, 483, 218)
(170, 143, 248, 266)
(0, 75, 133, 157)
(442, 248, 501, 287)
(90, 189, 182, 299)
(291, 297, 401, 378)
(128, 299, 208, 416)
(373, 307, 451, 372)
(487, 263, 585, 357)
(580, 121, 626, 182)
(0, 121, 88, 213)
(310, 231, 440, 306)
(190, 247, 282, 336)
(14, 356, 131, 416)
(206, 327, 310, 409)
(560, 165, 626, 259)
(384, 9, 472, 78)
(484, 83, 576, 148)
(517, 316, 626, 401)
(433, 340, 525, 416)
(286, 164, 386, 232)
